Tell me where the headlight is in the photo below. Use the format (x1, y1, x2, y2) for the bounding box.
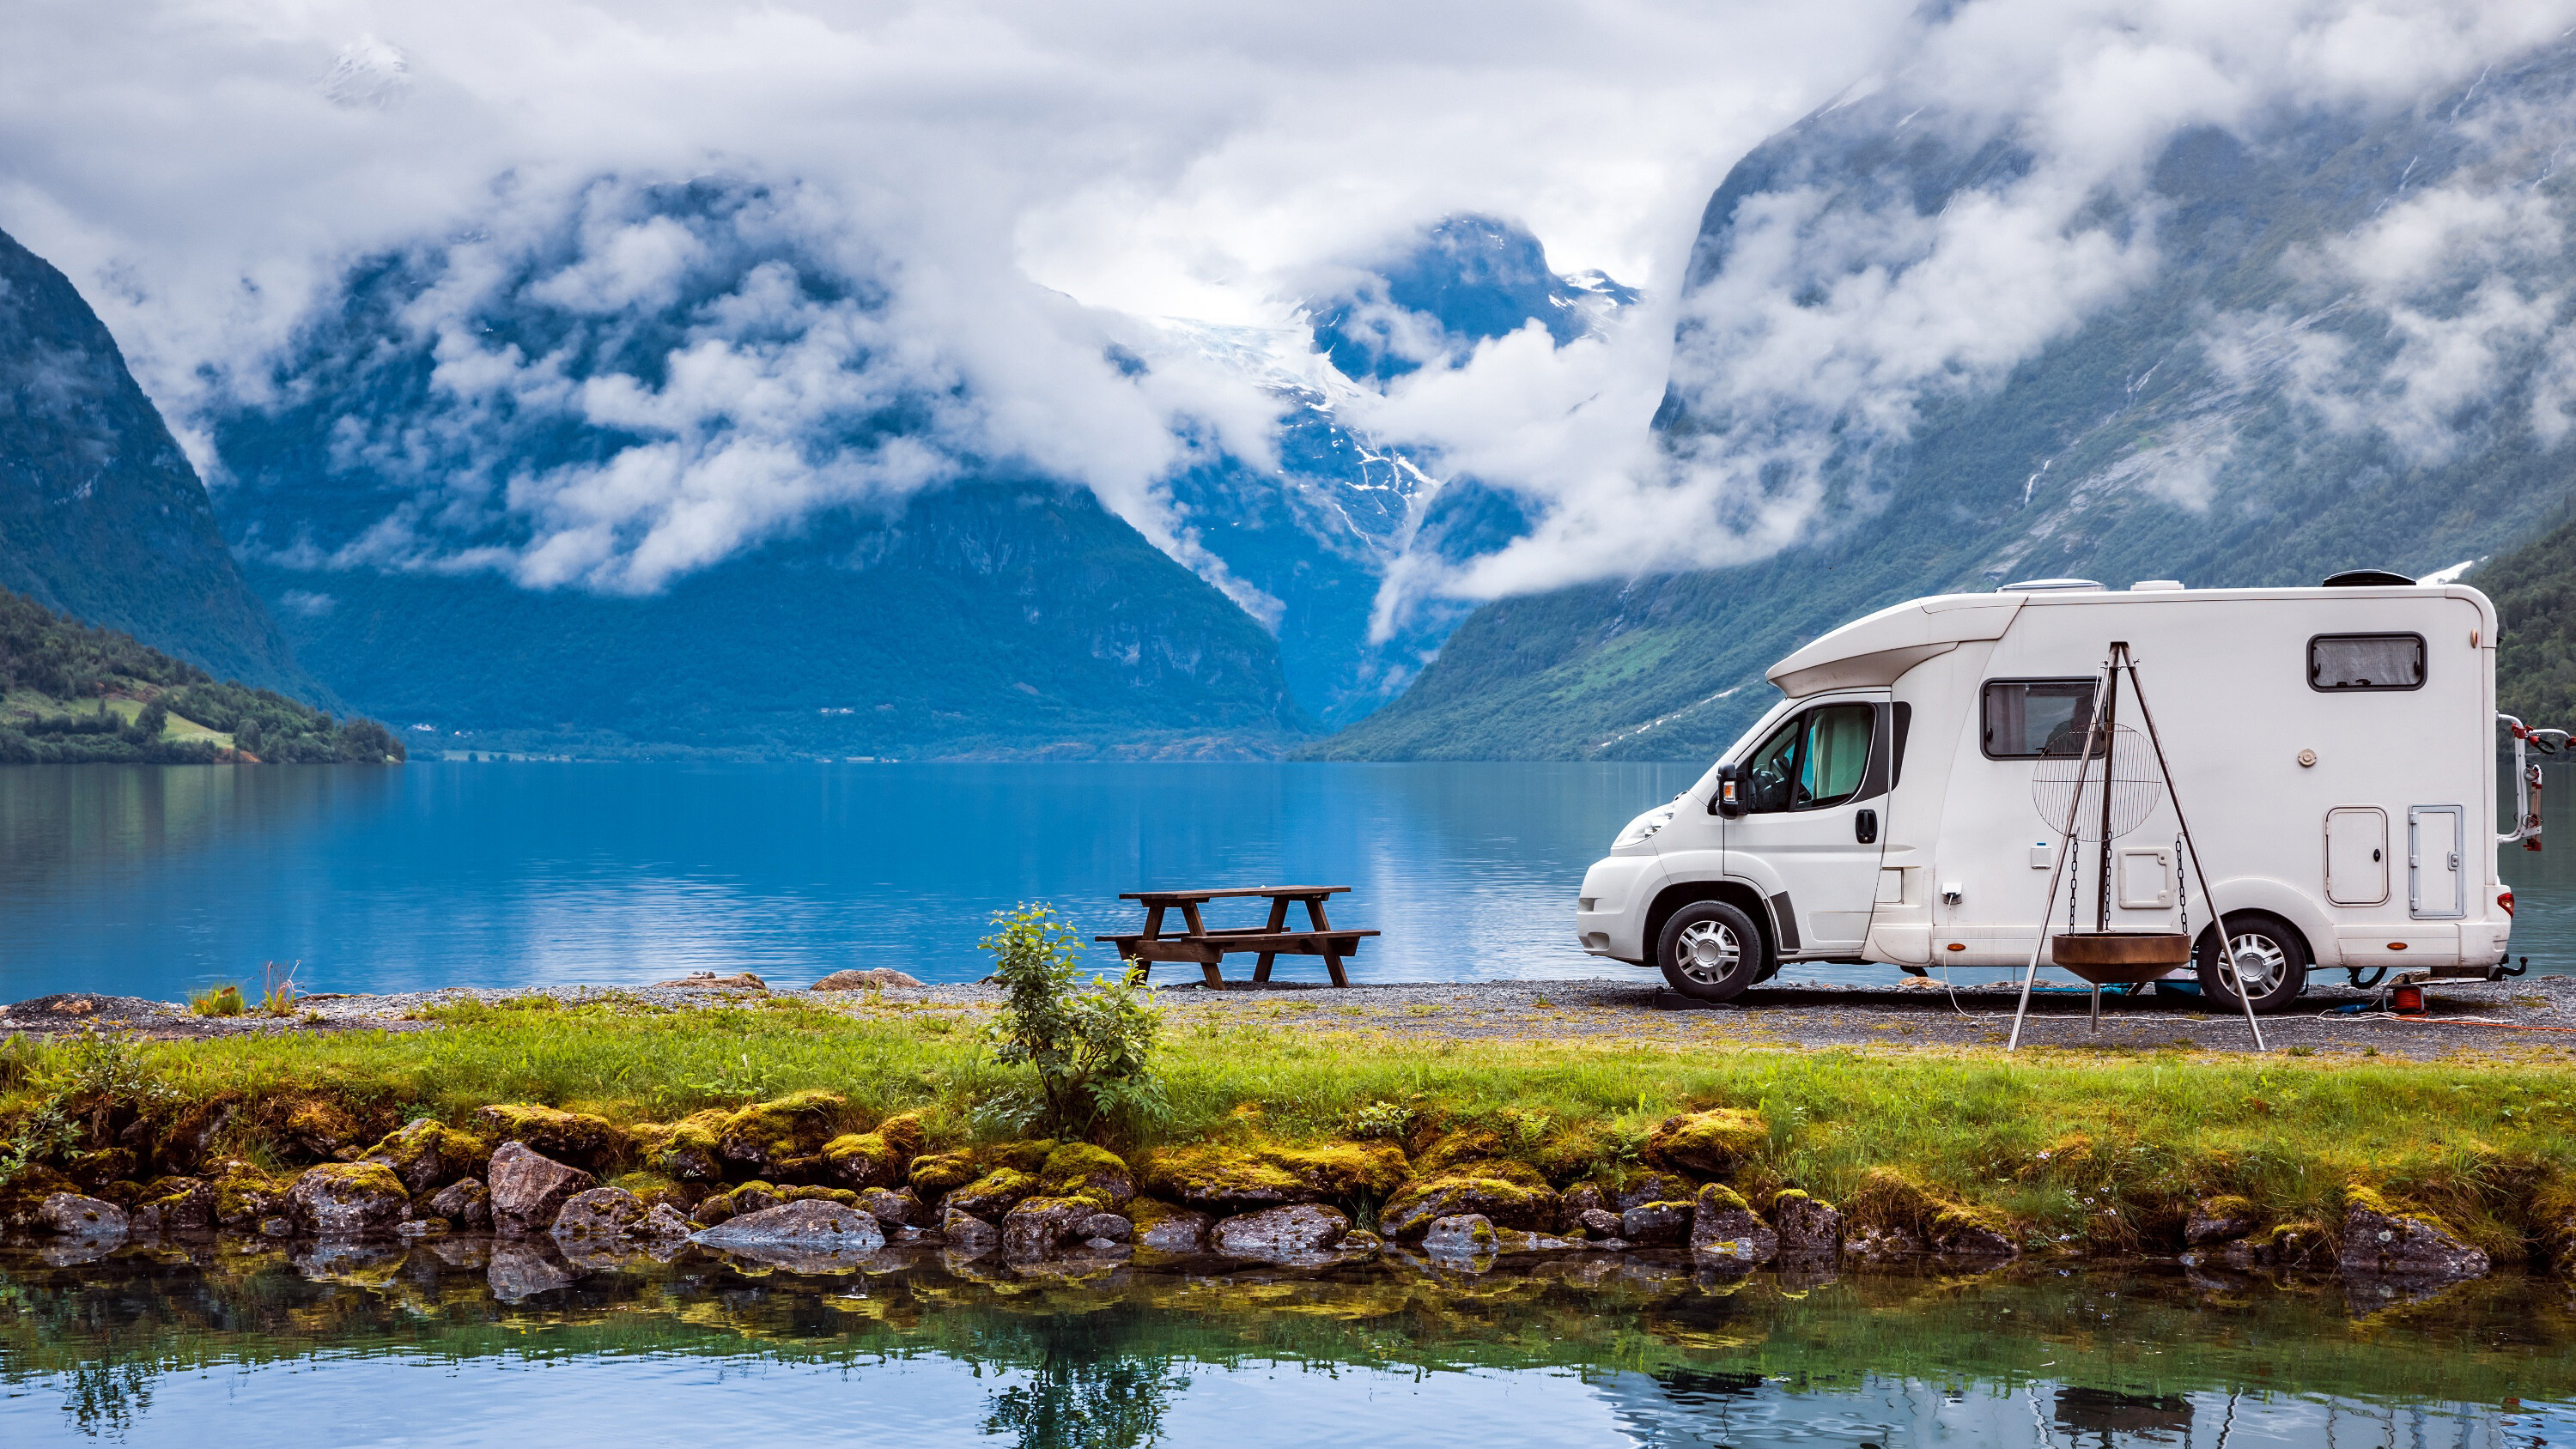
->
(1613, 801, 1679, 850)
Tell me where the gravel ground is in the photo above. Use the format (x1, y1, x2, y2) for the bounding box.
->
(8, 969, 2574, 1060)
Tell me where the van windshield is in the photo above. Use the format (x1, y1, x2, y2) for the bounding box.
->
(1983, 679, 2097, 759)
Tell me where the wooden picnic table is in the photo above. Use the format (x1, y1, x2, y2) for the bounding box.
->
(1096, 885, 1377, 989)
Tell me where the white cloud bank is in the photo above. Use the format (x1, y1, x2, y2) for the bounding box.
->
(3, 0, 2573, 612)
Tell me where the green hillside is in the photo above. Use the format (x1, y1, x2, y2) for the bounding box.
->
(2477, 511, 2576, 730)
(0, 587, 402, 764)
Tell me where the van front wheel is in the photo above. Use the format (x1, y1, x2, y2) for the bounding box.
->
(2193, 914, 2309, 1014)
(1656, 900, 1767, 1003)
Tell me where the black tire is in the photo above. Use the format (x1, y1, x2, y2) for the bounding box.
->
(1656, 900, 1768, 1002)
(2193, 912, 2310, 1014)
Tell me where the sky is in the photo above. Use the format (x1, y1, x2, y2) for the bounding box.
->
(5, 0, 2574, 618)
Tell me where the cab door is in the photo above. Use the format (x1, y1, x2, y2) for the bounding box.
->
(1724, 700, 1889, 955)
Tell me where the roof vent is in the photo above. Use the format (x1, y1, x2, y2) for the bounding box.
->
(2321, 569, 2415, 588)
(2129, 579, 2184, 591)
(1997, 578, 2105, 593)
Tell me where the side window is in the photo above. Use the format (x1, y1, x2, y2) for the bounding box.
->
(1741, 705, 1878, 813)
(1742, 715, 1804, 813)
(2309, 633, 2425, 691)
(1983, 679, 2097, 759)
(1798, 704, 1874, 808)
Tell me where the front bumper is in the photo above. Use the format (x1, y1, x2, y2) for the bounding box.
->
(1576, 853, 1664, 962)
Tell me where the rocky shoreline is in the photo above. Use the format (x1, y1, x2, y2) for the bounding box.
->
(4, 1093, 2534, 1298)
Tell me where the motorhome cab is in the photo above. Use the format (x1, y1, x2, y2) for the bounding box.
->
(1577, 574, 2527, 1011)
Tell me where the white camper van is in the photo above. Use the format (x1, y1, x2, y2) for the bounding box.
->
(1576, 573, 2536, 1011)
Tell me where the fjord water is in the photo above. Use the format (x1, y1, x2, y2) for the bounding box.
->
(2, 1249, 2568, 1448)
(3, 759, 2573, 1003)
(0, 762, 1698, 1002)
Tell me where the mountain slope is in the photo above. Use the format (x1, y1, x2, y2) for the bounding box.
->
(0, 228, 304, 693)
(1322, 36, 2576, 761)
(0, 586, 398, 764)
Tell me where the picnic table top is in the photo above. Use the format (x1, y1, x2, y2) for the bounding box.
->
(1119, 885, 1350, 902)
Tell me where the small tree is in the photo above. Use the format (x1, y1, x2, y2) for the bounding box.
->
(981, 903, 1165, 1141)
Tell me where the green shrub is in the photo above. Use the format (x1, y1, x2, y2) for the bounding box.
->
(980, 903, 1165, 1142)
(190, 985, 246, 1018)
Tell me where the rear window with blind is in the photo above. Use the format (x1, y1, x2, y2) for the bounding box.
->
(2307, 633, 2425, 691)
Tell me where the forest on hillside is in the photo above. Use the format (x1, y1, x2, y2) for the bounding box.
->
(0, 588, 403, 764)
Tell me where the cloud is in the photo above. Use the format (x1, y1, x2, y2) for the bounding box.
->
(7, 0, 2574, 619)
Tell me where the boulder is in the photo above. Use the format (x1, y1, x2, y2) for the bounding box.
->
(856, 1186, 925, 1227)
(1577, 1208, 1625, 1239)
(653, 971, 768, 990)
(1688, 1184, 1777, 1267)
(1141, 1142, 1408, 1212)
(1422, 1214, 1498, 1257)
(1641, 1108, 1767, 1177)
(488, 1239, 578, 1301)
(0, 1166, 82, 1230)
(1612, 1172, 1702, 1212)
(486, 1143, 597, 1235)
(427, 1178, 492, 1231)
(605, 1172, 698, 1214)
(37, 1192, 129, 1240)
(1771, 1190, 1844, 1261)
(822, 1128, 913, 1189)
(641, 1203, 695, 1242)
(1078, 1212, 1133, 1243)
(1002, 1196, 1100, 1261)
(695, 1199, 885, 1252)
(1126, 1197, 1210, 1253)
(289, 1163, 414, 1236)
(474, 1105, 623, 1167)
(1619, 1201, 1694, 1247)
(2225, 1221, 2333, 1270)
(1039, 1143, 1136, 1209)
(644, 1109, 732, 1182)
(550, 1186, 650, 1240)
(133, 1176, 216, 1234)
(811, 968, 924, 990)
(940, 1206, 999, 1254)
(1558, 1181, 1613, 1227)
(1380, 1161, 1558, 1240)
(1210, 1203, 1352, 1264)
(2186, 1195, 2259, 1246)
(358, 1119, 489, 1196)
(908, 1150, 982, 1198)
(1931, 1216, 2020, 1260)
(715, 1090, 848, 1176)
(395, 1216, 449, 1239)
(211, 1162, 289, 1228)
(945, 1167, 1040, 1220)
(2340, 1189, 2490, 1282)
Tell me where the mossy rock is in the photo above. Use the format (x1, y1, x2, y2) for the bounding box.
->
(908, 1150, 981, 1197)
(278, 1099, 363, 1160)
(1039, 1143, 1136, 1208)
(210, 1162, 289, 1228)
(945, 1167, 1041, 1220)
(822, 1131, 911, 1190)
(984, 1140, 1058, 1173)
(0, 1166, 81, 1228)
(66, 1149, 137, 1187)
(1381, 1169, 1559, 1239)
(1139, 1142, 1404, 1210)
(1640, 1108, 1767, 1176)
(1414, 1128, 1506, 1177)
(716, 1090, 849, 1172)
(474, 1104, 625, 1166)
(641, 1109, 731, 1181)
(608, 1172, 700, 1212)
(358, 1119, 490, 1196)
(873, 1113, 927, 1160)
(2537, 1179, 2576, 1274)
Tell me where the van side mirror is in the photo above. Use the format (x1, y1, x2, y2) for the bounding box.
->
(1710, 764, 1746, 818)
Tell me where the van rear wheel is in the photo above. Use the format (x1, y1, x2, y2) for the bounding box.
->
(1656, 900, 1767, 1003)
(2193, 914, 2310, 1014)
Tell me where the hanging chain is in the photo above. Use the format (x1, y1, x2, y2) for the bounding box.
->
(2174, 832, 2188, 939)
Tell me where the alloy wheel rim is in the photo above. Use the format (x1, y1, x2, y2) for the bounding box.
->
(1675, 920, 1741, 985)
(2221, 933, 2287, 995)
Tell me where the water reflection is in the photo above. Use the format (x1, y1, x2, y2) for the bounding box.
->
(1, 1246, 2568, 1448)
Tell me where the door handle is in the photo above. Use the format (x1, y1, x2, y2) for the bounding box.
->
(1855, 808, 1879, 845)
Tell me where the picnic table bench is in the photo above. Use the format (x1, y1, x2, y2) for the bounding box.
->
(1096, 885, 1377, 989)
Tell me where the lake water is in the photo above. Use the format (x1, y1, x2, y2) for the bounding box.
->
(3, 760, 2573, 1003)
(2, 1246, 2567, 1447)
